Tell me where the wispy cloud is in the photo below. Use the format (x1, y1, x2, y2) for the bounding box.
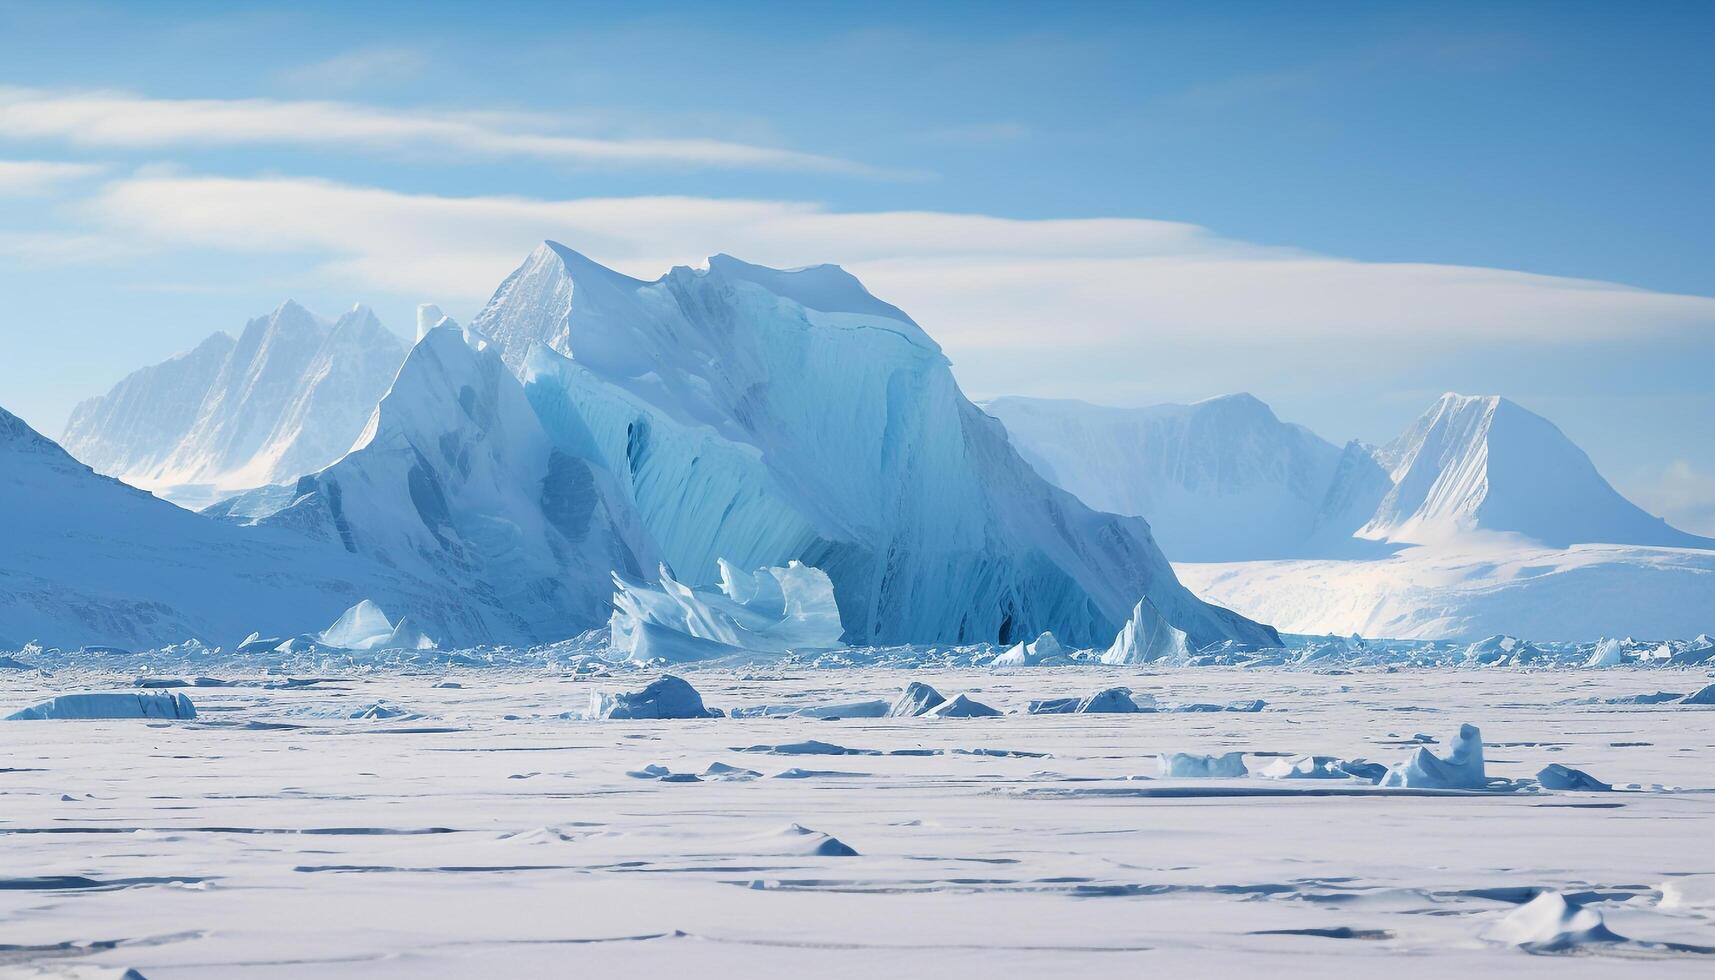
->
(276, 44, 434, 91)
(0, 86, 896, 176)
(76, 172, 1715, 369)
(0, 159, 107, 195)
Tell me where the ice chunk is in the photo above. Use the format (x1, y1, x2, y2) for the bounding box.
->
(1482, 892, 1622, 950)
(1101, 597, 1193, 665)
(1028, 687, 1142, 714)
(1258, 755, 1386, 781)
(7, 691, 196, 721)
(1683, 683, 1715, 706)
(1535, 764, 1611, 791)
(319, 599, 395, 650)
(1158, 751, 1248, 777)
(887, 681, 946, 717)
(609, 561, 845, 663)
(589, 675, 719, 720)
(702, 762, 762, 780)
(992, 631, 1065, 667)
(1585, 637, 1624, 668)
(1464, 634, 1541, 665)
(923, 693, 1001, 718)
(1380, 723, 1486, 789)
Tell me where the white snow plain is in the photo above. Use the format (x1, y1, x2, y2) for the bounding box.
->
(4, 664, 1715, 977)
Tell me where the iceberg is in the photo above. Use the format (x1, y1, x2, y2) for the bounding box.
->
(923, 693, 1002, 718)
(1101, 597, 1194, 665)
(1380, 724, 1487, 789)
(887, 681, 946, 718)
(317, 600, 437, 652)
(1585, 637, 1624, 668)
(503, 244, 1278, 650)
(609, 560, 845, 662)
(991, 631, 1065, 667)
(8, 691, 196, 721)
(1682, 683, 1715, 706)
(1158, 751, 1248, 778)
(588, 675, 720, 720)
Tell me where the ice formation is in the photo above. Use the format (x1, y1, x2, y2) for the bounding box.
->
(588, 675, 720, 720)
(7, 691, 196, 721)
(1380, 724, 1487, 789)
(922, 693, 1001, 718)
(1101, 597, 1193, 665)
(1027, 687, 1141, 714)
(1158, 751, 1248, 778)
(609, 560, 845, 662)
(1258, 755, 1387, 781)
(888, 681, 946, 717)
(1482, 892, 1622, 950)
(1535, 764, 1611, 791)
(1682, 683, 1715, 706)
(504, 243, 1276, 649)
(991, 631, 1065, 667)
(317, 600, 437, 652)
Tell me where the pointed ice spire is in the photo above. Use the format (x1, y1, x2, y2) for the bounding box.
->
(417, 304, 447, 342)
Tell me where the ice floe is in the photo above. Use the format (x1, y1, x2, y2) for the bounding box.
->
(1683, 683, 1715, 706)
(1535, 764, 1611, 791)
(1257, 755, 1388, 781)
(6, 691, 196, 721)
(1027, 687, 1142, 714)
(609, 560, 845, 663)
(923, 692, 1002, 717)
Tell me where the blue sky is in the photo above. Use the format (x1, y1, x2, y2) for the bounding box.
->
(2, 0, 1713, 531)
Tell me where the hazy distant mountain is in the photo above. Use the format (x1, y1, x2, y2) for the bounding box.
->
(985, 394, 1390, 561)
(62, 301, 406, 507)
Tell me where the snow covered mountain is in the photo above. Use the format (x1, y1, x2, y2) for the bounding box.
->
(985, 394, 1390, 560)
(211, 322, 658, 645)
(61, 301, 407, 507)
(0, 403, 449, 650)
(479, 243, 1276, 649)
(1358, 393, 1714, 548)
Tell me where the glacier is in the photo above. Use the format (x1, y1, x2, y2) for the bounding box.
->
(492, 243, 1276, 649)
(61, 301, 407, 508)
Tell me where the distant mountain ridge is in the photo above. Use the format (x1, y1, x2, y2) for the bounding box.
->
(61, 301, 407, 507)
(990, 391, 1712, 558)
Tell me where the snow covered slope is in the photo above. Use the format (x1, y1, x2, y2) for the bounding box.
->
(986, 395, 1390, 560)
(481, 243, 1275, 649)
(211, 324, 657, 645)
(62, 301, 407, 507)
(0, 404, 448, 650)
(1176, 535, 1715, 641)
(1359, 393, 1714, 548)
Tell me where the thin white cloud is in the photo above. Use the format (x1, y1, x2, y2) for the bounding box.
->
(0, 86, 893, 176)
(277, 45, 433, 91)
(79, 171, 1715, 343)
(0, 159, 107, 195)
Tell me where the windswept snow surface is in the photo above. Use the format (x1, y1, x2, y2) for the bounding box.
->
(497, 242, 1274, 650)
(6, 665, 1715, 976)
(61, 301, 407, 508)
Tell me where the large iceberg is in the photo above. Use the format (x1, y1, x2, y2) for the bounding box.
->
(502, 243, 1277, 650)
(610, 560, 844, 662)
